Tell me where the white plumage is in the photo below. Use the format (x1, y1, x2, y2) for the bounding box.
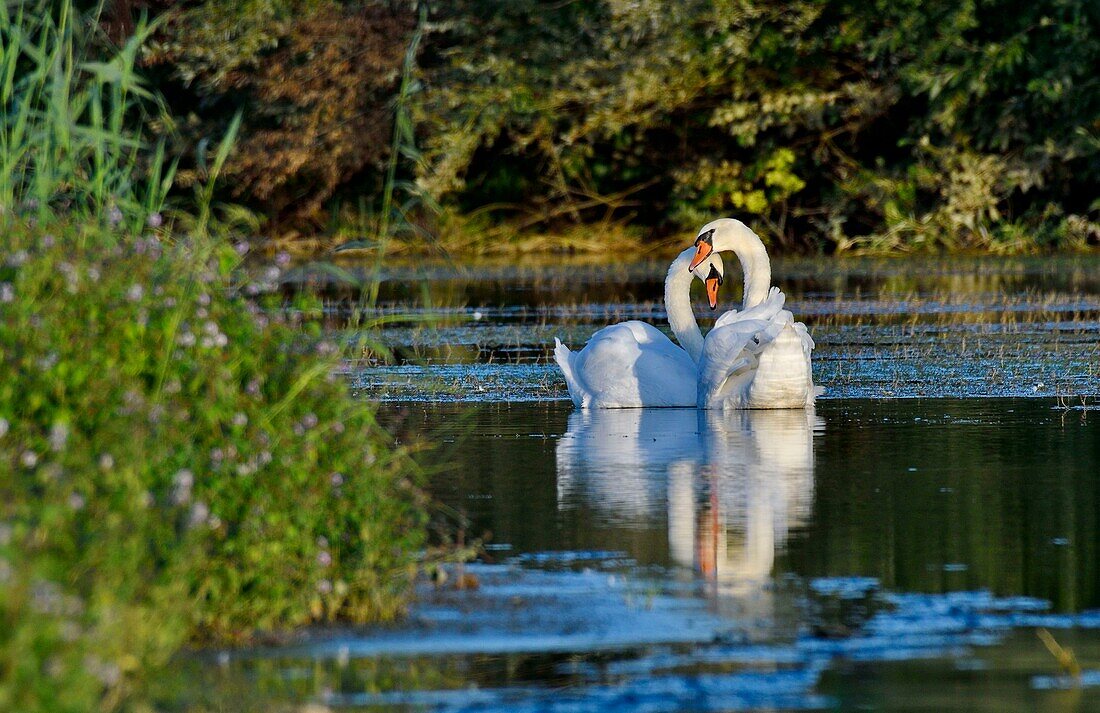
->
(554, 248, 723, 408)
(554, 217, 818, 410)
(691, 218, 819, 410)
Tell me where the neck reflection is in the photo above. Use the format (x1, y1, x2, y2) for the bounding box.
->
(557, 409, 821, 594)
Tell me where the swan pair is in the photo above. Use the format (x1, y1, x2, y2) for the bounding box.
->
(554, 218, 817, 410)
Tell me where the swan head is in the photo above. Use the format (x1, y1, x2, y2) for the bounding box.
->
(687, 218, 759, 271)
(684, 249, 724, 310)
(689, 228, 717, 272)
(671, 246, 725, 310)
(703, 263, 723, 310)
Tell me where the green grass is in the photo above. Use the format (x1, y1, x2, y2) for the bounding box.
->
(0, 1, 174, 231)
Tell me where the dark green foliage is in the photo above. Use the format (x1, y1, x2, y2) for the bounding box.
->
(91, 0, 1100, 250)
(143, 0, 413, 223)
(413, 0, 1099, 250)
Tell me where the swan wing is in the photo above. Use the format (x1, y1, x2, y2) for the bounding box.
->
(791, 319, 815, 352)
(713, 307, 740, 330)
(617, 320, 670, 345)
(559, 321, 697, 408)
(697, 318, 777, 408)
(713, 287, 786, 330)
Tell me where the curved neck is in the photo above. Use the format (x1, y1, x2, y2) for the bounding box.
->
(715, 221, 771, 308)
(665, 249, 703, 363)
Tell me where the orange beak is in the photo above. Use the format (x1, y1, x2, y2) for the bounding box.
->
(705, 276, 720, 310)
(688, 240, 713, 271)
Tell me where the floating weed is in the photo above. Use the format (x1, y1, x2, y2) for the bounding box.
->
(1037, 628, 1082, 680)
(279, 255, 1100, 402)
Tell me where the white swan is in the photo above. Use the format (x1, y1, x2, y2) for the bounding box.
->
(554, 247, 724, 408)
(687, 218, 819, 410)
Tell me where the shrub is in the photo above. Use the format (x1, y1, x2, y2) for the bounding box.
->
(145, 1, 414, 223)
(0, 222, 426, 711)
(411, 0, 1099, 251)
(1, 3, 427, 707)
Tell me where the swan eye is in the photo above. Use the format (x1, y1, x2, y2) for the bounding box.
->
(695, 229, 715, 247)
(707, 264, 723, 285)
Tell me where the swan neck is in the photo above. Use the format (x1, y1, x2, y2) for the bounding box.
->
(665, 253, 703, 363)
(716, 223, 771, 308)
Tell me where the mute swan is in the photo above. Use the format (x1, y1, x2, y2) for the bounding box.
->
(554, 247, 724, 408)
(687, 218, 818, 410)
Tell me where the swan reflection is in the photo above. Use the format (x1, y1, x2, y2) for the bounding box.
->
(557, 409, 821, 595)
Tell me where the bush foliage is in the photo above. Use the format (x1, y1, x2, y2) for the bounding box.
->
(0, 226, 426, 711)
(1, 3, 425, 711)
(145, 1, 413, 222)
(135, 0, 1100, 251)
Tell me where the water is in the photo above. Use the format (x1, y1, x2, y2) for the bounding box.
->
(209, 256, 1100, 711)
(312, 255, 1100, 401)
(390, 400, 1098, 606)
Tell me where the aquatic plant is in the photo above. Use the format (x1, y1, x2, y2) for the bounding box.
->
(0, 1, 175, 231)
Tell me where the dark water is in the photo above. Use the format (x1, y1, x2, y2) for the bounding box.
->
(392, 399, 1100, 613)
(202, 398, 1100, 712)
(206, 256, 1100, 710)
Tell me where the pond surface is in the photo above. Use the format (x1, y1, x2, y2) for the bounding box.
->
(305, 255, 1100, 401)
(214, 256, 1100, 711)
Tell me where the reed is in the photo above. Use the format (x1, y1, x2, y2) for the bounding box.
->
(0, 1, 176, 234)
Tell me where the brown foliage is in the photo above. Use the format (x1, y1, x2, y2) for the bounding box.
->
(223, 4, 412, 222)
(102, 0, 181, 43)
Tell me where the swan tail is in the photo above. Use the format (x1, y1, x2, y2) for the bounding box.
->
(554, 338, 586, 408)
(791, 321, 820, 406)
